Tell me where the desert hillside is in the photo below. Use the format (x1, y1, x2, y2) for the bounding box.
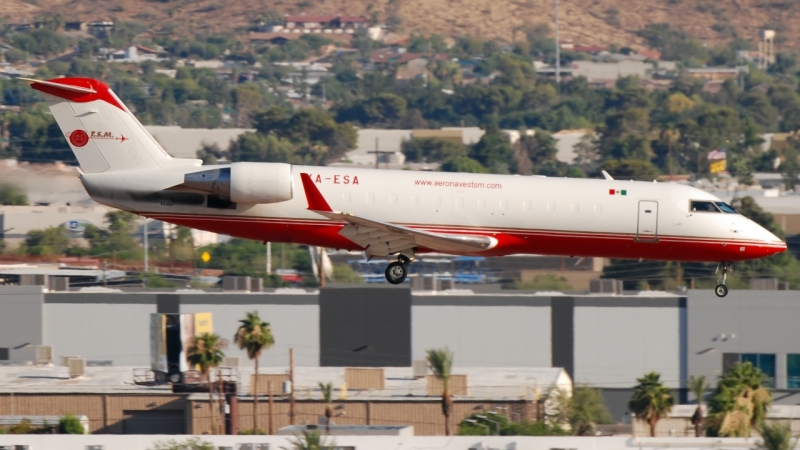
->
(1, 0, 797, 50)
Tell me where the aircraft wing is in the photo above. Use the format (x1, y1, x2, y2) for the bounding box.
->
(299, 173, 497, 259)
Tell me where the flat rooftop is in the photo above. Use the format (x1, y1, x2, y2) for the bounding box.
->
(0, 365, 568, 400)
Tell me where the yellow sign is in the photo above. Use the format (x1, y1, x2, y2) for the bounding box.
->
(201, 251, 211, 263)
(709, 160, 727, 174)
(194, 312, 213, 335)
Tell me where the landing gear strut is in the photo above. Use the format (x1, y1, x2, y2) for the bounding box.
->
(715, 262, 733, 297)
(385, 255, 412, 285)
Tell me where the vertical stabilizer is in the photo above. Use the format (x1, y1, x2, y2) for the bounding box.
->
(24, 77, 174, 173)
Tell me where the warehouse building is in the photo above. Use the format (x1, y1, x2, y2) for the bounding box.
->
(1, 286, 799, 422)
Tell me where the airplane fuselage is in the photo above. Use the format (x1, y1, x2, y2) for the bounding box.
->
(82, 164, 786, 263)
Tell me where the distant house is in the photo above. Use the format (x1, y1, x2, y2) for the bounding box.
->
(64, 21, 87, 32)
(248, 32, 303, 45)
(285, 14, 367, 30)
(686, 66, 748, 81)
(105, 45, 166, 63)
(276, 62, 332, 85)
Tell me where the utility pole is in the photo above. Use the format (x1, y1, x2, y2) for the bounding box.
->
(374, 137, 379, 169)
(555, 0, 560, 84)
(143, 219, 148, 273)
(266, 242, 271, 275)
(289, 348, 295, 424)
(319, 247, 326, 288)
(268, 381, 275, 435)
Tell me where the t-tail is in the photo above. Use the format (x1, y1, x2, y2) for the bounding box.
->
(23, 77, 198, 172)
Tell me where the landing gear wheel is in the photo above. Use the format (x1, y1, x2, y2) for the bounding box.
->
(385, 261, 408, 285)
(715, 262, 733, 298)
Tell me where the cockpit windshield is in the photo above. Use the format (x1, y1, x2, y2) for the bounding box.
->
(690, 200, 738, 214)
(714, 202, 738, 213)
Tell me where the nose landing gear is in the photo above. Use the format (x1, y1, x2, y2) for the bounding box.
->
(715, 262, 733, 297)
(385, 255, 412, 285)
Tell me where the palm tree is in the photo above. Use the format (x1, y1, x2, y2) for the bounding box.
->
(427, 347, 454, 436)
(234, 311, 275, 433)
(281, 429, 333, 450)
(187, 332, 227, 434)
(708, 362, 772, 437)
(629, 371, 674, 437)
(688, 375, 707, 437)
(319, 382, 334, 433)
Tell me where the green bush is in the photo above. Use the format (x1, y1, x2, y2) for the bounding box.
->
(59, 414, 84, 434)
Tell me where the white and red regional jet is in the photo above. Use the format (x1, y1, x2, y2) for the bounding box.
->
(24, 77, 786, 297)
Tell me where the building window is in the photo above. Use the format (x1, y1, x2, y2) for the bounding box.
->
(741, 353, 776, 387)
(788, 354, 800, 389)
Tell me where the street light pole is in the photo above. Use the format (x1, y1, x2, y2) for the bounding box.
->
(465, 419, 490, 436)
(476, 415, 500, 435)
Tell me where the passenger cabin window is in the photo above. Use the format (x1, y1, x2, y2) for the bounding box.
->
(690, 201, 738, 213)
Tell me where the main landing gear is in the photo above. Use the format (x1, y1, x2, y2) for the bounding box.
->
(715, 262, 733, 297)
(385, 255, 412, 285)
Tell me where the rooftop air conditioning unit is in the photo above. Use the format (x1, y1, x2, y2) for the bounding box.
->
(68, 358, 86, 378)
(35, 345, 53, 364)
(61, 355, 80, 367)
(412, 360, 428, 378)
(223, 357, 240, 367)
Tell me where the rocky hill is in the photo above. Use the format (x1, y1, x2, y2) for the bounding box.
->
(1, 0, 798, 50)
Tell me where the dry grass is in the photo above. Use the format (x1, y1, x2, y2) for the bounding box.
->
(1, 0, 799, 49)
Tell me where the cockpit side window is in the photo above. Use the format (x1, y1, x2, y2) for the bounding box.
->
(690, 201, 720, 213)
(714, 202, 738, 214)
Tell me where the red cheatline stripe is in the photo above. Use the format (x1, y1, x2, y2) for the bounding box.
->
(145, 213, 784, 248)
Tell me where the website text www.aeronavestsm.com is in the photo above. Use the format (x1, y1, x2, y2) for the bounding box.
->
(414, 179, 503, 189)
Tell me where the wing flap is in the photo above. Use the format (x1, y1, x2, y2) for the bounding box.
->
(298, 173, 497, 258)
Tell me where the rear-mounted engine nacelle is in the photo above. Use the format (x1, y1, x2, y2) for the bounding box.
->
(184, 162, 293, 204)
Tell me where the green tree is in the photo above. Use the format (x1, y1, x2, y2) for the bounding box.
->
(556, 384, 613, 436)
(629, 371, 674, 437)
(24, 226, 70, 256)
(515, 274, 572, 290)
(599, 159, 660, 181)
(58, 414, 84, 434)
(440, 155, 488, 173)
(469, 127, 514, 173)
(0, 184, 28, 205)
(688, 375, 708, 437)
(402, 138, 468, 164)
(458, 412, 567, 436)
(780, 139, 800, 190)
(281, 429, 334, 450)
(187, 333, 227, 435)
(233, 311, 275, 433)
(427, 347, 455, 436)
(708, 362, 771, 437)
(319, 381, 334, 433)
(597, 108, 652, 161)
(759, 421, 793, 450)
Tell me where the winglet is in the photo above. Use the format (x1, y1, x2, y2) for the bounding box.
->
(300, 173, 333, 212)
(601, 170, 614, 181)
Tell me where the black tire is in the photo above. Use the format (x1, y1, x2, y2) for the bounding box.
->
(385, 261, 407, 285)
(715, 284, 728, 298)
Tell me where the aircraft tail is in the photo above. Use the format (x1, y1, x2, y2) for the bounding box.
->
(25, 77, 187, 173)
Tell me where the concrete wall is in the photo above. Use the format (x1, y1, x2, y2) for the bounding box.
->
(0, 435, 776, 450)
(412, 296, 551, 367)
(0, 286, 44, 361)
(574, 299, 686, 388)
(180, 293, 319, 367)
(688, 290, 800, 390)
